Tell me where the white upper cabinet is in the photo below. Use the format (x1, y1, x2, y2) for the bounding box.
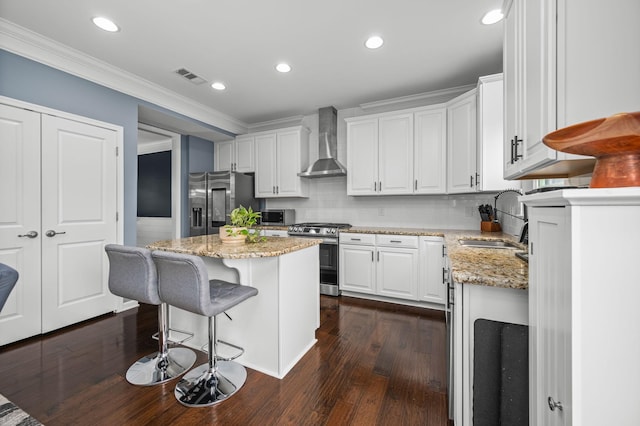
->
(346, 113, 413, 195)
(447, 89, 477, 193)
(347, 107, 446, 196)
(214, 140, 233, 172)
(214, 135, 255, 173)
(414, 106, 447, 194)
(503, 0, 640, 179)
(254, 126, 309, 198)
(346, 118, 378, 195)
(234, 135, 255, 172)
(378, 113, 414, 194)
(476, 73, 518, 192)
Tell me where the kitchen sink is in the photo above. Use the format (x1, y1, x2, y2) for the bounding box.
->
(458, 239, 521, 249)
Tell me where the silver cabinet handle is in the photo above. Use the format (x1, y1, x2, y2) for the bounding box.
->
(373, 182, 377, 192)
(45, 230, 66, 237)
(548, 396, 563, 412)
(18, 230, 38, 238)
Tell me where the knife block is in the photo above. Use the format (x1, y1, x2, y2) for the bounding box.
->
(481, 221, 502, 232)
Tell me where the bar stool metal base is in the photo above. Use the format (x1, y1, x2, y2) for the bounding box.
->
(174, 361, 247, 407)
(125, 347, 197, 386)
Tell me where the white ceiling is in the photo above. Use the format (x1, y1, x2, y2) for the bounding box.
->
(0, 0, 504, 133)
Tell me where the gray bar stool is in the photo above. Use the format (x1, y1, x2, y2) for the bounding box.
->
(0, 263, 19, 312)
(105, 244, 196, 386)
(151, 250, 258, 407)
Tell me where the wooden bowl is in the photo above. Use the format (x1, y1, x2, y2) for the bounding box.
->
(543, 112, 640, 188)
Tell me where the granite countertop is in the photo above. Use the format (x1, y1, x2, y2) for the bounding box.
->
(147, 235, 321, 259)
(342, 226, 528, 290)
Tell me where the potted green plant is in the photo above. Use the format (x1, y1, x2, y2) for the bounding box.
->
(219, 205, 265, 244)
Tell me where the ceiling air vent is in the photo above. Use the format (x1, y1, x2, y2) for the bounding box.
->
(174, 68, 206, 85)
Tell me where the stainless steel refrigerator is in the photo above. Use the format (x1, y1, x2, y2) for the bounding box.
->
(188, 171, 257, 236)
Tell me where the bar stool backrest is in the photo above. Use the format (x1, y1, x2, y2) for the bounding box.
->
(105, 244, 160, 305)
(152, 251, 213, 317)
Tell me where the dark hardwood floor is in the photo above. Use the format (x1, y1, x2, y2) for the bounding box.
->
(0, 296, 449, 425)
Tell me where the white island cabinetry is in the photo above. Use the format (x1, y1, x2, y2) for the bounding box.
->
(523, 188, 640, 425)
(148, 235, 321, 380)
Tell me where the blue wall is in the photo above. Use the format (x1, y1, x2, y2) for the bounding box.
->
(0, 49, 225, 244)
(188, 136, 215, 173)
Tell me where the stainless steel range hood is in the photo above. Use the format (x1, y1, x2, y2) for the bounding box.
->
(299, 106, 347, 178)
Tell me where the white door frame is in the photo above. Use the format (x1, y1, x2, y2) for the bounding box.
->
(0, 95, 124, 245)
(137, 123, 182, 240)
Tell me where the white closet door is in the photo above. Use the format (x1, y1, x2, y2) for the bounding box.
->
(0, 104, 42, 345)
(41, 115, 118, 332)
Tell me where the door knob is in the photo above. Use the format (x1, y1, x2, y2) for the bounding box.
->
(18, 230, 38, 238)
(45, 230, 66, 237)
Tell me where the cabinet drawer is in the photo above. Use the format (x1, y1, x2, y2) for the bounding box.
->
(376, 234, 419, 248)
(339, 233, 375, 246)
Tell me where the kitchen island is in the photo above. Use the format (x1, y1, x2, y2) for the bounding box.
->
(147, 235, 321, 379)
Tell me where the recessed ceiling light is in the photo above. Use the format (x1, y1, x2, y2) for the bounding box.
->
(481, 9, 504, 25)
(211, 82, 226, 91)
(92, 16, 119, 32)
(275, 63, 291, 73)
(365, 35, 384, 49)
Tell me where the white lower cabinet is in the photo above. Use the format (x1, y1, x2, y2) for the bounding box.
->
(376, 235, 419, 300)
(523, 188, 640, 426)
(260, 229, 288, 238)
(418, 236, 446, 304)
(339, 233, 445, 306)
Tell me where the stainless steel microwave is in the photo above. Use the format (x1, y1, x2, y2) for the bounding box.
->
(260, 209, 295, 226)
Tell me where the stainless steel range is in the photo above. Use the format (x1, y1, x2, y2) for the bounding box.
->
(288, 223, 351, 296)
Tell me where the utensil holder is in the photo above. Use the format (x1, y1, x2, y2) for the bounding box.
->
(481, 221, 501, 232)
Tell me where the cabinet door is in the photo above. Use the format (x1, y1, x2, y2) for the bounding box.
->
(529, 207, 571, 426)
(376, 247, 418, 300)
(520, 0, 557, 173)
(447, 90, 477, 193)
(235, 135, 255, 173)
(276, 129, 303, 197)
(418, 237, 446, 304)
(414, 107, 447, 194)
(347, 119, 378, 195)
(477, 74, 516, 192)
(254, 133, 277, 197)
(214, 140, 234, 172)
(339, 245, 375, 294)
(503, 0, 523, 178)
(0, 104, 42, 345)
(378, 113, 413, 194)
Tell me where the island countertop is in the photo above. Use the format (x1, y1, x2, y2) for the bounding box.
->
(147, 235, 322, 259)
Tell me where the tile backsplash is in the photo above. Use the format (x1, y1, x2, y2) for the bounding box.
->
(266, 177, 525, 236)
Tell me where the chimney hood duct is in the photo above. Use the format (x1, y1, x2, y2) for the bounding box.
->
(299, 106, 347, 178)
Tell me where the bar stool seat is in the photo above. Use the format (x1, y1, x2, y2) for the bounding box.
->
(105, 244, 196, 386)
(152, 250, 258, 407)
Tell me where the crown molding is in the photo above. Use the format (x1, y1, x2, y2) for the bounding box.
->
(360, 84, 477, 111)
(247, 115, 306, 131)
(0, 18, 248, 135)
